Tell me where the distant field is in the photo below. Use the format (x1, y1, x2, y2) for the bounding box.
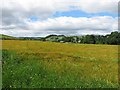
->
(1, 40, 119, 88)
(0, 34, 16, 40)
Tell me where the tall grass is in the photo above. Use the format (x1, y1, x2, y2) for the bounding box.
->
(1, 40, 119, 88)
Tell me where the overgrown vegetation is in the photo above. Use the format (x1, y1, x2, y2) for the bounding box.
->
(1, 31, 120, 45)
(2, 40, 118, 88)
(42, 31, 120, 45)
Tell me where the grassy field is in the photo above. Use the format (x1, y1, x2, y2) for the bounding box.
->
(1, 40, 119, 88)
(0, 34, 16, 40)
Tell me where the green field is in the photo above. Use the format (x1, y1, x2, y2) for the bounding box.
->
(0, 34, 16, 40)
(1, 40, 119, 88)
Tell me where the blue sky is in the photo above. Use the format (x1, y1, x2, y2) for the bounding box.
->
(30, 10, 117, 22)
(54, 10, 117, 18)
(1, 0, 118, 37)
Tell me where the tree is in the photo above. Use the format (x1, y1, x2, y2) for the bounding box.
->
(106, 31, 120, 45)
(81, 35, 95, 44)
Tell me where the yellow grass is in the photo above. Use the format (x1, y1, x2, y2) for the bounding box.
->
(1, 40, 119, 88)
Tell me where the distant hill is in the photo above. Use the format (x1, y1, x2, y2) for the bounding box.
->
(44, 35, 66, 42)
(0, 34, 17, 40)
(18, 37, 42, 40)
(0, 34, 42, 40)
(1, 31, 120, 45)
(41, 31, 120, 45)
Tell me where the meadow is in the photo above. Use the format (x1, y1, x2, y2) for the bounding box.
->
(1, 40, 119, 88)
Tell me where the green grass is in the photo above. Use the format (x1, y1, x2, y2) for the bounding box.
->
(0, 34, 16, 39)
(1, 40, 119, 88)
(2, 50, 118, 88)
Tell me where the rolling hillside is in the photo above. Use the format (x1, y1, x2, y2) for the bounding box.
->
(0, 34, 17, 40)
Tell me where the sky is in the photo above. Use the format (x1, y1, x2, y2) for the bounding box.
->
(1, 0, 119, 37)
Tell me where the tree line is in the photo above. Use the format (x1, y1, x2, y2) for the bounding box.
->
(1, 31, 120, 45)
(41, 31, 120, 45)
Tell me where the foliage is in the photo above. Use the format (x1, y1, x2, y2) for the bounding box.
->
(1, 31, 120, 45)
(106, 31, 120, 45)
(43, 31, 120, 45)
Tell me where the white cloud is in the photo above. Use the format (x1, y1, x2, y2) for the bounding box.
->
(1, 16, 118, 37)
(1, 0, 118, 25)
(1, 0, 119, 20)
(78, 0, 119, 13)
(1, 0, 118, 36)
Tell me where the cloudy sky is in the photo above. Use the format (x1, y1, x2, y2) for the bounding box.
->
(1, 0, 119, 37)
